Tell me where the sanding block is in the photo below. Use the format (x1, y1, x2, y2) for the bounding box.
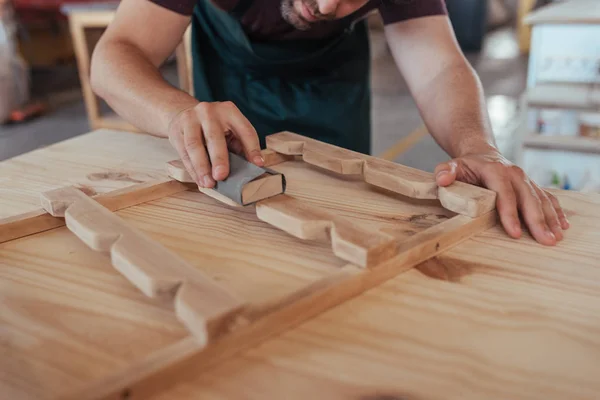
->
(167, 152, 286, 206)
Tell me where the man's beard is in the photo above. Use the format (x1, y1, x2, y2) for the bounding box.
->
(281, 0, 330, 30)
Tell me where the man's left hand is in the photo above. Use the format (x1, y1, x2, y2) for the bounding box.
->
(434, 151, 570, 246)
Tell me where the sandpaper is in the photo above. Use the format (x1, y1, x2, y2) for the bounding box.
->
(214, 152, 286, 205)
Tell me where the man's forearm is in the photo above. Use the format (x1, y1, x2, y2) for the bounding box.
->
(90, 39, 198, 137)
(413, 61, 498, 158)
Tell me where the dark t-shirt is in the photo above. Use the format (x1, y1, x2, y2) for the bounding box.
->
(149, 0, 447, 40)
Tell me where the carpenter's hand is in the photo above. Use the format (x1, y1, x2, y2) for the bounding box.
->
(435, 151, 570, 246)
(167, 101, 264, 188)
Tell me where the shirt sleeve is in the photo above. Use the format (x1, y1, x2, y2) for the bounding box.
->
(148, 0, 198, 16)
(378, 0, 447, 26)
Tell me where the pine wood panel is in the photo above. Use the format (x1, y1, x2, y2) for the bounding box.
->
(0, 130, 177, 218)
(3, 129, 598, 400)
(2, 136, 469, 399)
(149, 191, 600, 400)
(0, 227, 188, 400)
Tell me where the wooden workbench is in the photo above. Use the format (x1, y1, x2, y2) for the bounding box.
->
(2, 130, 600, 400)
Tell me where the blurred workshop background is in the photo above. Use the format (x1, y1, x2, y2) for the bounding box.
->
(0, 0, 598, 192)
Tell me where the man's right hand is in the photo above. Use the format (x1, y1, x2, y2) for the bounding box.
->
(167, 101, 264, 188)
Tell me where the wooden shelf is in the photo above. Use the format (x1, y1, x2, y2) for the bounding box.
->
(526, 84, 600, 111)
(523, 134, 600, 154)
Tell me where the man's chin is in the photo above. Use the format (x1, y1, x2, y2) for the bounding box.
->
(281, 1, 312, 30)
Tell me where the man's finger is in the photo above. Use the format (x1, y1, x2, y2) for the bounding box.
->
(199, 105, 229, 181)
(169, 132, 197, 185)
(434, 160, 457, 187)
(535, 187, 563, 241)
(222, 101, 264, 167)
(183, 121, 213, 188)
(227, 135, 244, 156)
(546, 191, 570, 230)
(513, 178, 557, 246)
(482, 174, 521, 239)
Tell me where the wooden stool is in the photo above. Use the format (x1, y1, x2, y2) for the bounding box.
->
(66, 7, 193, 132)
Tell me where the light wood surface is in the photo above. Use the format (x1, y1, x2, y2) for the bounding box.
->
(267, 131, 497, 217)
(0, 129, 178, 218)
(40, 186, 245, 346)
(256, 194, 400, 267)
(166, 158, 285, 206)
(242, 174, 284, 205)
(2, 130, 599, 400)
(1, 129, 490, 399)
(0, 179, 187, 244)
(150, 191, 600, 400)
(166, 135, 487, 268)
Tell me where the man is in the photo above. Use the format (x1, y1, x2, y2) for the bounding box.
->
(90, 0, 569, 246)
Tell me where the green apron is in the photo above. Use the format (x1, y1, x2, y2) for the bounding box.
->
(190, 0, 371, 154)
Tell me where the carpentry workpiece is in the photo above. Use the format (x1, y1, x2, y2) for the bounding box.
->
(165, 133, 493, 268)
(166, 158, 398, 267)
(40, 186, 246, 346)
(2, 129, 599, 400)
(267, 131, 497, 217)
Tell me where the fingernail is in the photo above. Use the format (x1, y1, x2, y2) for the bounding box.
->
(436, 170, 449, 179)
(513, 222, 522, 234)
(546, 230, 556, 241)
(253, 155, 265, 165)
(203, 175, 214, 187)
(563, 217, 570, 228)
(214, 166, 226, 180)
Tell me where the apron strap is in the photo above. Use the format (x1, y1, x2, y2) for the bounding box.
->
(230, 0, 255, 19)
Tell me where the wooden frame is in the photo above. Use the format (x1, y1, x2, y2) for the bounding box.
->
(1, 133, 498, 400)
(68, 10, 193, 132)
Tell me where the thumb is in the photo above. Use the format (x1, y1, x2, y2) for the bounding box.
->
(434, 160, 457, 187)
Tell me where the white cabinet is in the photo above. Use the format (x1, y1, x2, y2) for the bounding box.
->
(518, 0, 600, 192)
(529, 24, 600, 85)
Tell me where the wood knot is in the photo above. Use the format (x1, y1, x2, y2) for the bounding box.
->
(416, 257, 474, 283)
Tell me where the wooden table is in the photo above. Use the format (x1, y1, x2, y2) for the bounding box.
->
(2, 130, 600, 400)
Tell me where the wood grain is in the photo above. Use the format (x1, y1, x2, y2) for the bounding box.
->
(62, 209, 495, 400)
(256, 195, 398, 268)
(40, 187, 246, 347)
(0, 226, 189, 400)
(168, 159, 397, 267)
(242, 174, 284, 205)
(0, 179, 188, 244)
(3, 151, 471, 400)
(166, 158, 284, 206)
(164, 160, 241, 208)
(147, 195, 600, 400)
(5, 129, 597, 400)
(0, 130, 179, 219)
(261, 148, 294, 167)
(266, 131, 497, 217)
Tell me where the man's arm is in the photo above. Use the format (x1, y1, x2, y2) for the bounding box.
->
(384, 15, 569, 245)
(90, 0, 263, 188)
(91, 0, 197, 135)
